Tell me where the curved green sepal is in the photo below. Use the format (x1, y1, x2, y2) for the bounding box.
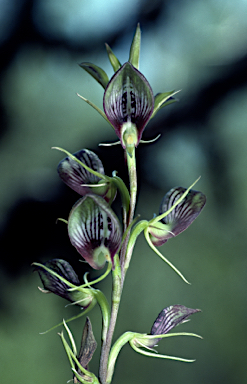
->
(151, 90, 180, 119)
(129, 332, 201, 363)
(129, 23, 141, 70)
(52, 147, 111, 182)
(39, 303, 96, 334)
(76, 93, 113, 127)
(33, 262, 81, 290)
(69, 275, 111, 342)
(105, 43, 121, 72)
(79, 62, 109, 89)
(69, 263, 112, 291)
(144, 228, 190, 284)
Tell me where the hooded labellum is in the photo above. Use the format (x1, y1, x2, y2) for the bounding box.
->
(57, 149, 113, 200)
(103, 62, 154, 150)
(149, 187, 206, 246)
(34, 259, 94, 307)
(68, 194, 122, 270)
(151, 305, 200, 336)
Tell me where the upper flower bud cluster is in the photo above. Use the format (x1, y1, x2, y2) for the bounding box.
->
(79, 24, 179, 155)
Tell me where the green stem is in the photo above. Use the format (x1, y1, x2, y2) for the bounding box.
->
(120, 149, 137, 276)
(99, 149, 138, 384)
(99, 256, 122, 384)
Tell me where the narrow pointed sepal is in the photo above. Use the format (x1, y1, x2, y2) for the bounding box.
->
(103, 62, 154, 149)
(105, 44, 121, 72)
(149, 187, 206, 246)
(68, 194, 122, 270)
(151, 90, 180, 118)
(129, 23, 141, 69)
(79, 62, 109, 89)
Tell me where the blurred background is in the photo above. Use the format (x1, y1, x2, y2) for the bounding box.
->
(1, 0, 247, 383)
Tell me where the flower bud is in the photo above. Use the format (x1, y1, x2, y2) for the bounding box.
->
(68, 194, 122, 270)
(103, 62, 154, 151)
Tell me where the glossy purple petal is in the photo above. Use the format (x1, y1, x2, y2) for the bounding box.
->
(68, 195, 122, 270)
(103, 62, 154, 148)
(57, 149, 105, 196)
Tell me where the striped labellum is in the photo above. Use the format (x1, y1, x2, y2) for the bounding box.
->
(148, 187, 206, 246)
(68, 194, 122, 270)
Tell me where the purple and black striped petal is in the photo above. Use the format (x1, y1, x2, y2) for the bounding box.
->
(35, 259, 80, 301)
(68, 194, 122, 270)
(147, 305, 200, 347)
(57, 149, 105, 196)
(103, 62, 154, 149)
(149, 187, 206, 246)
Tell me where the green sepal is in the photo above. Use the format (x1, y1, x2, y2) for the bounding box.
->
(79, 62, 109, 89)
(130, 332, 202, 363)
(143, 227, 190, 284)
(39, 305, 96, 335)
(151, 90, 180, 119)
(129, 23, 141, 70)
(76, 93, 113, 127)
(105, 43, 121, 72)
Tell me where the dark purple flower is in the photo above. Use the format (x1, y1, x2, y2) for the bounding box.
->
(34, 259, 95, 307)
(68, 194, 122, 270)
(57, 149, 116, 202)
(149, 187, 206, 246)
(103, 62, 154, 151)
